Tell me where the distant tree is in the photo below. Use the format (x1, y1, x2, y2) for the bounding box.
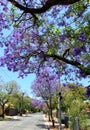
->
(0, 81, 19, 118)
(22, 96, 31, 112)
(11, 91, 25, 116)
(30, 99, 44, 113)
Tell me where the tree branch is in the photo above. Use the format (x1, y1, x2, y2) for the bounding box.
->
(8, 0, 80, 14)
(21, 51, 90, 75)
(45, 53, 90, 75)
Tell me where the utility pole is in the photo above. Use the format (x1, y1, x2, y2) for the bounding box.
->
(58, 78, 62, 130)
(20, 92, 24, 116)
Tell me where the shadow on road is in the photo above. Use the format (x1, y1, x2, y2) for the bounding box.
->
(6, 118, 21, 121)
(22, 114, 32, 117)
(37, 123, 46, 129)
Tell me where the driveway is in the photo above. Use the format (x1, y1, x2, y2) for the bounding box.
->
(0, 112, 47, 130)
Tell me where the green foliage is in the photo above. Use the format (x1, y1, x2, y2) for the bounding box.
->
(9, 96, 19, 109)
(23, 96, 31, 111)
(10, 92, 31, 112)
(47, 45, 58, 55)
(62, 84, 88, 129)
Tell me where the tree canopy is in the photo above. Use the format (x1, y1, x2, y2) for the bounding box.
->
(0, 0, 90, 79)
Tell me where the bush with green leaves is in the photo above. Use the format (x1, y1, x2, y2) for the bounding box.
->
(62, 84, 88, 129)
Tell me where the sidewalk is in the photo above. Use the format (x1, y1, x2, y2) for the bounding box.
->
(5, 115, 20, 120)
(44, 115, 70, 130)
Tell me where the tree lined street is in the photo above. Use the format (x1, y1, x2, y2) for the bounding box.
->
(0, 0, 90, 129)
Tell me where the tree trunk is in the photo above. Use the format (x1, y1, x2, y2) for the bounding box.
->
(48, 110, 51, 121)
(49, 97, 55, 127)
(50, 107, 55, 127)
(2, 104, 5, 119)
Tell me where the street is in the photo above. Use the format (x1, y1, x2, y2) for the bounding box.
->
(0, 112, 47, 130)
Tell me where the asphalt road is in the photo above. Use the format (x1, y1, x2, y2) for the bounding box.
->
(0, 112, 47, 130)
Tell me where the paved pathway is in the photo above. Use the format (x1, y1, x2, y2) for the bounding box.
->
(0, 112, 47, 130)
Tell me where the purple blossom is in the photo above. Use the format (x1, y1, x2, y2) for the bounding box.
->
(4, 48, 9, 54)
(30, 99, 44, 110)
(79, 33, 86, 41)
(80, 46, 86, 52)
(82, 59, 88, 64)
(58, 21, 66, 26)
(60, 35, 66, 42)
(0, 42, 3, 47)
(31, 67, 58, 99)
(63, 83, 68, 87)
(0, 57, 5, 66)
(18, 71, 24, 78)
(73, 47, 81, 56)
(86, 85, 90, 97)
(79, 70, 87, 78)
(68, 85, 75, 89)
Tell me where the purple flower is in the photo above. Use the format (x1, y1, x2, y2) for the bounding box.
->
(79, 33, 86, 41)
(68, 85, 75, 89)
(58, 21, 65, 26)
(0, 42, 3, 47)
(80, 46, 86, 52)
(73, 47, 81, 56)
(18, 71, 24, 78)
(60, 35, 65, 42)
(4, 48, 9, 54)
(78, 70, 87, 78)
(86, 85, 90, 97)
(0, 57, 5, 66)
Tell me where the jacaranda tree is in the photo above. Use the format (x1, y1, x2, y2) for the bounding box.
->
(31, 67, 58, 126)
(30, 99, 44, 112)
(0, 0, 90, 79)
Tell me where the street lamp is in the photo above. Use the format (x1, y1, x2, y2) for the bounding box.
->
(58, 76, 62, 130)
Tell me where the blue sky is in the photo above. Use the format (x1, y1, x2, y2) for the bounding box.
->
(0, 66, 36, 96)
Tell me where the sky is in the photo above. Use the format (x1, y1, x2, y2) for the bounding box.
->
(0, 66, 36, 97)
